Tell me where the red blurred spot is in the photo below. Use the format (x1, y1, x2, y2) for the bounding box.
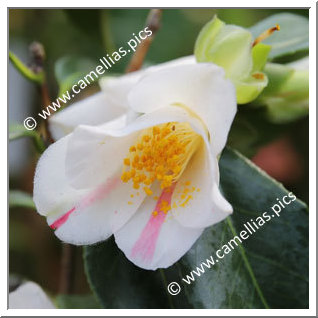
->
(252, 137, 303, 184)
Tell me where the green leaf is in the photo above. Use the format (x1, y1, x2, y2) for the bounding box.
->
(171, 148, 308, 309)
(9, 190, 35, 210)
(54, 56, 96, 95)
(55, 294, 101, 309)
(9, 51, 44, 84)
(83, 148, 308, 309)
(83, 238, 174, 309)
(250, 13, 309, 59)
(9, 124, 46, 153)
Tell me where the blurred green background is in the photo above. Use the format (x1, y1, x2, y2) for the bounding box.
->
(9, 8, 309, 297)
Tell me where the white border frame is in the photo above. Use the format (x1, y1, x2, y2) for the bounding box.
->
(3, 1, 316, 316)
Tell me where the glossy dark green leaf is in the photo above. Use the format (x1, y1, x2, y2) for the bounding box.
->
(250, 13, 308, 59)
(172, 148, 308, 308)
(83, 237, 174, 309)
(9, 190, 35, 210)
(55, 294, 101, 309)
(219, 148, 308, 308)
(84, 148, 308, 309)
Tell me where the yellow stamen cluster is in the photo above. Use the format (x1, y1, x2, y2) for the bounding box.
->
(121, 122, 202, 196)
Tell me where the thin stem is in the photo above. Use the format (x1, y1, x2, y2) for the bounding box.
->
(59, 244, 76, 294)
(9, 51, 44, 84)
(27, 42, 75, 292)
(126, 9, 162, 73)
(27, 42, 54, 144)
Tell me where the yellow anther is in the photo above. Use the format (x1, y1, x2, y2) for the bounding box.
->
(185, 181, 191, 186)
(133, 183, 140, 190)
(153, 126, 160, 135)
(121, 172, 131, 183)
(123, 158, 130, 166)
(129, 146, 136, 152)
(130, 194, 134, 198)
(144, 187, 153, 196)
(144, 178, 152, 185)
(128, 201, 133, 205)
(130, 169, 136, 178)
(152, 211, 158, 217)
(133, 176, 140, 183)
(143, 135, 151, 142)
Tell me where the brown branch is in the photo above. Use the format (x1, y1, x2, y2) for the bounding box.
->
(29, 42, 75, 293)
(29, 42, 54, 144)
(126, 9, 162, 73)
(59, 244, 76, 294)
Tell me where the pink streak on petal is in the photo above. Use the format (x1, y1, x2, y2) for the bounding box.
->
(78, 177, 120, 210)
(49, 177, 120, 230)
(131, 185, 176, 263)
(50, 207, 75, 229)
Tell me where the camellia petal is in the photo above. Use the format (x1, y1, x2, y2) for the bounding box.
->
(49, 92, 127, 140)
(33, 134, 146, 245)
(114, 182, 204, 270)
(50, 56, 196, 141)
(99, 55, 196, 107)
(172, 141, 232, 229)
(127, 63, 236, 156)
(9, 282, 55, 309)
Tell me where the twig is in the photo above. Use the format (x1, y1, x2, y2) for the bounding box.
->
(29, 42, 54, 144)
(126, 9, 162, 73)
(29, 42, 75, 293)
(59, 244, 76, 294)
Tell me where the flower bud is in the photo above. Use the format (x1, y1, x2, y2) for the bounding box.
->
(195, 16, 271, 104)
(258, 57, 309, 123)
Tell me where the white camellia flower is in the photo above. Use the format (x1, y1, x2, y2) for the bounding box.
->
(34, 62, 236, 270)
(49, 56, 196, 140)
(9, 282, 55, 309)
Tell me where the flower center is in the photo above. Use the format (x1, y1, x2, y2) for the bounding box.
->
(121, 122, 202, 196)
